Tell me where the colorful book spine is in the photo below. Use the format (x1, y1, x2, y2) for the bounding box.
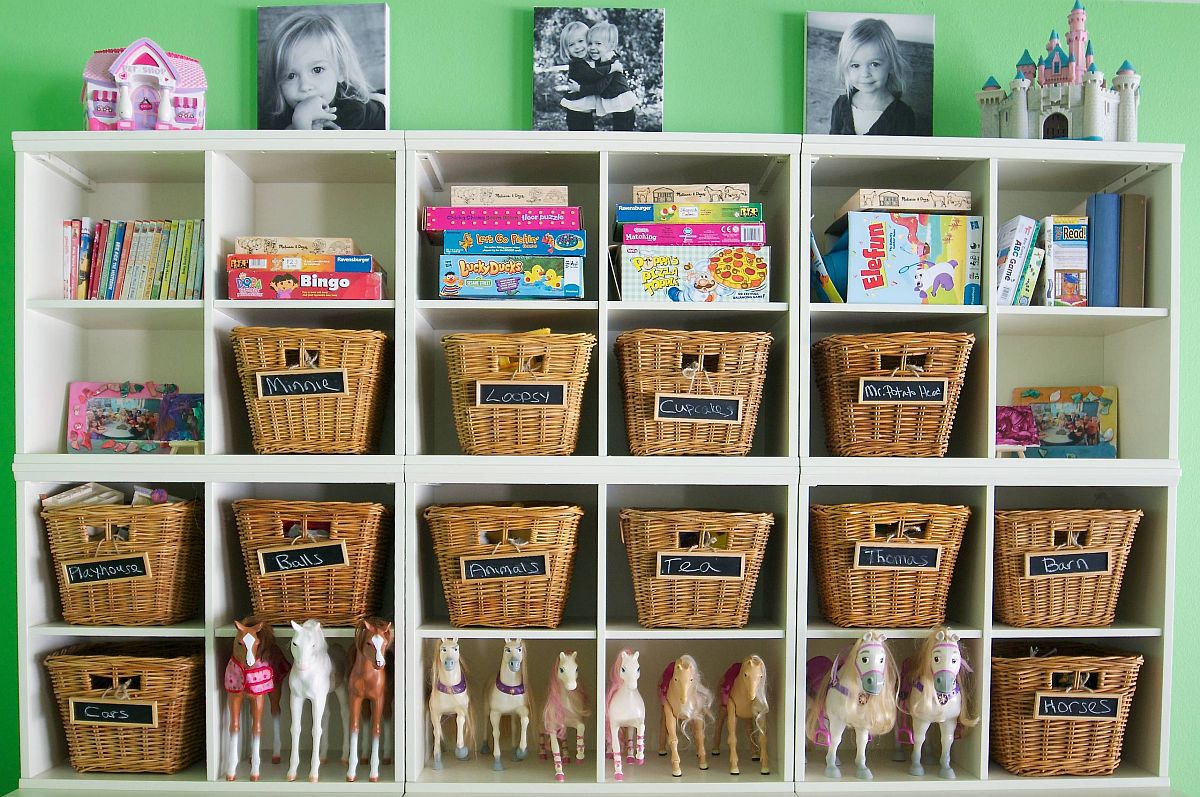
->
(1040, 215, 1089, 306)
(89, 221, 109, 300)
(117, 221, 142, 299)
(141, 222, 164, 300)
(1016, 247, 1045, 306)
(167, 220, 187, 300)
(965, 216, 984, 306)
(173, 220, 195, 300)
(1119, 193, 1148, 308)
(441, 229, 586, 256)
(153, 221, 177, 300)
(112, 221, 134, 300)
(62, 221, 73, 299)
(423, 206, 581, 231)
(225, 253, 377, 272)
(76, 218, 92, 300)
(102, 221, 124, 300)
(995, 215, 1038, 305)
(621, 222, 765, 246)
(810, 229, 844, 303)
(1087, 192, 1121, 307)
(176, 220, 194, 299)
(614, 203, 763, 224)
(189, 220, 205, 299)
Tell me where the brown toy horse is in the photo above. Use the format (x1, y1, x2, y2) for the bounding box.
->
(346, 617, 394, 782)
(223, 618, 290, 781)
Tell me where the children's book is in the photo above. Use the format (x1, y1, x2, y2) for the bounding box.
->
(810, 229, 843, 302)
(1011, 385, 1117, 458)
(846, 212, 983, 305)
(995, 215, 1039, 305)
(1040, 215, 1089, 306)
(1015, 246, 1045, 306)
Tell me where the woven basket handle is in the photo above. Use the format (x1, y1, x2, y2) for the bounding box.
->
(283, 514, 333, 543)
(1053, 529, 1085, 550)
(285, 347, 320, 370)
(86, 517, 129, 557)
(508, 352, 548, 380)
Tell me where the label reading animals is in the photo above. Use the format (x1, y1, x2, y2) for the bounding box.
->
(475, 380, 567, 407)
(256, 368, 348, 400)
(257, 540, 349, 577)
(62, 552, 152, 587)
(69, 697, 158, 728)
(654, 393, 743, 424)
(1034, 691, 1122, 721)
(853, 541, 943, 571)
(1025, 548, 1112, 579)
(858, 377, 948, 405)
(459, 552, 550, 582)
(656, 550, 746, 581)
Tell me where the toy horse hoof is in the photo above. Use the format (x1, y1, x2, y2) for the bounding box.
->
(555, 773, 565, 782)
(939, 767, 956, 780)
(672, 771, 682, 778)
(250, 774, 260, 782)
(455, 746, 469, 760)
(431, 757, 444, 771)
(700, 763, 709, 771)
(760, 767, 770, 775)
(369, 775, 380, 783)
(310, 775, 319, 783)
(513, 747, 528, 761)
(272, 756, 281, 765)
(225, 775, 235, 782)
(824, 765, 842, 779)
(892, 749, 907, 762)
(908, 763, 925, 777)
(347, 775, 356, 783)
(614, 773, 624, 782)
(287, 773, 297, 782)
(730, 767, 740, 775)
(492, 759, 504, 772)
(857, 766, 874, 781)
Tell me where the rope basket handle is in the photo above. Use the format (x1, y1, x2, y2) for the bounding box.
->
(282, 514, 335, 544)
(86, 518, 130, 558)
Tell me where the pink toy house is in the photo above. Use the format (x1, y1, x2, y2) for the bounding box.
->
(82, 38, 206, 131)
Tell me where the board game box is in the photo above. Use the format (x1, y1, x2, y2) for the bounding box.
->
(441, 229, 585, 256)
(846, 212, 983, 305)
(439, 255, 583, 298)
(619, 244, 769, 303)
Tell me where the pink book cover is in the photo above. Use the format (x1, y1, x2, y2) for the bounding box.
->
(622, 222, 767, 246)
(227, 270, 385, 301)
(423, 206, 581, 231)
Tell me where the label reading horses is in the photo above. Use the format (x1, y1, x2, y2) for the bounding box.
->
(857, 377, 948, 405)
(475, 380, 567, 407)
(653, 392, 744, 424)
(459, 552, 550, 582)
(256, 368, 348, 400)
(1034, 691, 1122, 721)
(69, 697, 158, 728)
(1025, 548, 1112, 579)
(656, 550, 746, 581)
(853, 541, 943, 571)
(257, 540, 349, 577)
(62, 552, 152, 587)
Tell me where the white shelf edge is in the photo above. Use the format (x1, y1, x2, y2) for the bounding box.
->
(990, 622, 1163, 639)
(415, 299, 598, 311)
(604, 622, 785, 640)
(810, 303, 986, 315)
(608, 300, 787, 313)
(416, 624, 597, 639)
(213, 299, 396, 311)
(29, 622, 205, 638)
(806, 622, 983, 639)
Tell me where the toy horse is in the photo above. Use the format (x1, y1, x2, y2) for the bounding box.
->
(286, 619, 350, 783)
(605, 649, 646, 781)
(657, 654, 713, 777)
(223, 618, 289, 781)
(346, 617, 394, 783)
(893, 627, 977, 779)
(805, 631, 898, 780)
(483, 638, 534, 771)
(427, 637, 474, 770)
(712, 654, 770, 775)
(540, 651, 589, 782)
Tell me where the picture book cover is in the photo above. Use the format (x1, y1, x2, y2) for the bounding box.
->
(67, 381, 203, 454)
(1011, 385, 1117, 458)
(846, 212, 983, 304)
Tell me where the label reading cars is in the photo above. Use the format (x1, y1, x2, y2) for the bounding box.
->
(1025, 548, 1112, 579)
(255, 368, 348, 400)
(69, 698, 158, 728)
(257, 540, 349, 577)
(475, 381, 567, 407)
(656, 550, 746, 581)
(653, 393, 743, 424)
(62, 552, 152, 587)
(459, 552, 550, 582)
(1034, 691, 1122, 721)
(853, 541, 943, 571)
(857, 377, 948, 405)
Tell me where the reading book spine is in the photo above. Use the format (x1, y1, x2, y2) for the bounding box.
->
(173, 220, 195, 300)
(75, 218, 92, 300)
(103, 221, 124, 300)
(141, 222, 164, 300)
(153, 221, 177, 300)
(117, 221, 142, 299)
(62, 221, 73, 299)
(1119, 193, 1148, 307)
(1087, 192, 1121, 307)
(188, 220, 204, 299)
(92, 220, 111, 300)
(167, 219, 187, 300)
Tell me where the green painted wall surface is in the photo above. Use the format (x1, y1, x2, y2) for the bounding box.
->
(0, 0, 1196, 792)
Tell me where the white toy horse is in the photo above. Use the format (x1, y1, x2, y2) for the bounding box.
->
(805, 631, 898, 780)
(657, 654, 713, 776)
(540, 651, 589, 782)
(427, 637, 474, 770)
(893, 627, 978, 779)
(286, 619, 349, 783)
(483, 638, 534, 771)
(605, 649, 646, 782)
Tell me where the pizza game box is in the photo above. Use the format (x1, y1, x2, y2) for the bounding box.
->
(619, 244, 769, 303)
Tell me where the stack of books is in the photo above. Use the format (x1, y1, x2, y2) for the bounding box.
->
(61, 218, 204, 300)
(614, 183, 769, 303)
(226, 237, 385, 300)
(424, 185, 585, 299)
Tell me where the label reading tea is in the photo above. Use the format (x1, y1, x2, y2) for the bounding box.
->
(653, 393, 744, 424)
(459, 552, 550, 582)
(656, 550, 746, 581)
(62, 552, 152, 587)
(257, 540, 349, 577)
(857, 377, 948, 405)
(1034, 691, 1122, 721)
(256, 369, 348, 400)
(853, 541, 943, 571)
(69, 697, 158, 728)
(1025, 548, 1112, 579)
(475, 381, 567, 407)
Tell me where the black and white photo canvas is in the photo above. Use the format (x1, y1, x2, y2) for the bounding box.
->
(805, 11, 934, 136)
(533, 7, 664, 132)
(258, 3, 389, 130)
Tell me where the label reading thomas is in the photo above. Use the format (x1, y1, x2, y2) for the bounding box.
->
(256, 368, 348, 400)
(475, 380, 567, 407)
(257, 540, 349, 577)
(459, 551, 550, 582)
(857, 377, 948, 405)
(1025, 548, 1112, 579)
(1034, 691, 1122, 721)
(656, 550, 746, 581)
(853, 541, 943, 571)
(653, 392, 744, 424)
(69, 697, 158, 728)
(62, 552, 152, 587)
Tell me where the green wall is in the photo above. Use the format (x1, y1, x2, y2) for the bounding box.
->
(1, 0, 1196, 792)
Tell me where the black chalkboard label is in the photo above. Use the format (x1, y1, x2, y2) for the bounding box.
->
(656, 550, 746, 581)
(1025, 548, 1112, 579)
(459, 552, 550, 582)
(69, 697, 158, 728)
(257, 540, 349, 577)
(857, 377, 948, 405)
(1034, 691, 1122, 721)
(256, 368, 349, 400)
(653, 393, 744, 424)
(853, 541, 943, 571)
(62, 553, 152, 587)
(475, 381, 567, 407)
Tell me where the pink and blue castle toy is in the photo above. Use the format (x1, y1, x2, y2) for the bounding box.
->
(82, 38, 206, 131)
(976, 1, 1140, 142)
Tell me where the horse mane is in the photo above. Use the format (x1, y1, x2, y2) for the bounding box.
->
(605, 649, 634, 709)
(745, 656, 769, 737)
(806, 638, 899, 739)
(670, 655, 713, 747)
(909, 627, 979, 727)
(429, 640, 469, 690)
(355, 616, 392, 652)
(804, 669, 833, 745)
(542, 659, 590, 736)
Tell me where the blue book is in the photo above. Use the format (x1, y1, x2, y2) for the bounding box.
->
(105, 221, 127, 300)
(1087, 193, 1121, 307)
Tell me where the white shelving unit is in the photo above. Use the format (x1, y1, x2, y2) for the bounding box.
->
(10, 131, 1181, 795)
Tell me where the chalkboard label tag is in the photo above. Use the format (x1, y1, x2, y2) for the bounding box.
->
(257, 540, 350, 577)
(653, 392, 744, 424)
(656, 550, 746, 581)
(1025, 548, 1112, 579)
(857, 377, 948, 405)
(853, 541, 943, 571)
(69, 697, 159, 728)
(256, 368, 349, 400)
(62, 552, 152, 587)
(475, 381, 567, 407)
(1033, 690, 1122, 721)
(459, 551, 551, 582)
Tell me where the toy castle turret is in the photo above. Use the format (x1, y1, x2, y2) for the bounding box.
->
(976, 1, 1140, 141)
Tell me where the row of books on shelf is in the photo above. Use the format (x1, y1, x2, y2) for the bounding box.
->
(62, 218, 204, 301)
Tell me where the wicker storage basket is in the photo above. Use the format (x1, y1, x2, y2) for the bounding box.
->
(616, 329, 772, 456)
(810, 502, 969, 627)
(812, 332, 974, 457)
(424, 503, 583, 628)
(230, 326, 389, 454)
(619, 508, 773, 628)
(42, 500, 202, 626)
(45, 642, 204, 773)
(994, 509, 1141, 627)
(234, 499, 390, 625)
(991, 642, 1143, 776)
(442, 332, 596, 455)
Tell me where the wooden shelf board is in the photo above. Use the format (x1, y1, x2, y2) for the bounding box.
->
(26, 300, 203, 330)
(29, 621, 204, 638)
(997, 305, 1168, 337)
